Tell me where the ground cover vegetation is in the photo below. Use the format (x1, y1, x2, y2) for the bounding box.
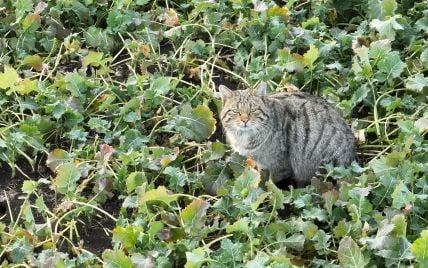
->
(0, 0, 427, 266)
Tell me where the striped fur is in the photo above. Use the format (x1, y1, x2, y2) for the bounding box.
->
(219, 83, 356, 186)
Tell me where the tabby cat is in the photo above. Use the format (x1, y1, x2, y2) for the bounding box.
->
(219, 82, 356, 186)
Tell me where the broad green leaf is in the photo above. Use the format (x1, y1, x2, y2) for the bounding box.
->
(391, 181, 416, 209)
(411, 230, 428, 265)
(367, 219, 395, 249)
(382, 0, 397, 17)
(22, 180, 37, 194)
(82, 51, 104, 67)
(12, 78, 38, 95)
(175, 104, 216, 142)
(217, 239, 244, 265)
(322, 189, 339, 215)
(102, 249, 133, 268)
(84, 26, 115, 51)
(303, 44, 319, 70)
(276, 48, 305, 72)
(266, 180, 284, 210)
(267, 5, 289, 21)
(338, 236, 366, 268)
(10, 237, 32, 263)
(233, 169, 261, 197)
(112, 225, 142, 250)
(370, 16, 403, 41)
(302, 17, 320, 29)
(181, 199, 210, 230)
(185, 247, 206, 268)
(405, 74, 428, 92)
(280, 234, 306, 251)
(369, 39, 391, 60)
(251, 191, 270, 211)
(126, 172, 146, 193)
(377, 52, 405, 80)
(64, 72, 88, 97)
(23, 54, 43, 71)
(15, 0, 33, 22)
(139, 186, 178, 206)
(53, 163, 81, 194)
(392, 214, 407, 237)
(163, 166, 187, 191)
(0, 65, 19, 89)
(226, 217, 250, 234)
(202, 142, 225, 162)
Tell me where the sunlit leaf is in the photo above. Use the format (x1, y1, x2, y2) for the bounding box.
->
(53, 163, 81, 194)
(226, 217, 250, 234)
(411, 230, 428, 265)
(303, 44, 319, 70)
(0, 65, 19, 89)
(138, 186, 178, 206)
(181, 199, 210, 230)
(338, 236, 366, 268)
(185, 247, 206, 268)
(405, 74, 428, 92)
(102, 249, 134, 268)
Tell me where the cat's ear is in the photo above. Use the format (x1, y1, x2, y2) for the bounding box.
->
(218, 85, 234, 100)
(253, 81, 267, 96)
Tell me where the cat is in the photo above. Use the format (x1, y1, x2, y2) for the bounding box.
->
(219, 82, 356, 186)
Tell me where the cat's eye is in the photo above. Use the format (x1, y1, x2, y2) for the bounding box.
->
(250, 108, 257, 113)
(232, 109, 240, 114)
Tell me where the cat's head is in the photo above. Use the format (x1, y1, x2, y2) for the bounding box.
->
(219, 82, 270, 133)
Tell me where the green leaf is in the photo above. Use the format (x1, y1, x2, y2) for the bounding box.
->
(53, 163, 81, 194)
(266, 180, 285, 210)
(138, 186, 178, 206)
(367, 219, 395, 249)
(84, 27, 114, 51)
(22, 180, 37, 194)
(11, 78, 38, 95)
(112, 225, 142, 250)
(303, 44, 319, 70)
(126, 172, 146, 193)
(226, 217, 250, 234)
(181, 199, 210, 231)
(14, 0, 33, 23)
(10, 237, 32, 263)
(233, 169, 261, 197)
(382, 0, 397, 17)
(391, 181, 416, 209)
(82, 51, 104, 67)
(64, 72, 88, 97)
(405, 74, 428, 92)
(338, 236, 366, 268)
(23, 54, 43, 71)
(0, 65, 19, 89)
(322, 189, 339, 215)
(280, 234, 306, 251)
(267, 5, 289, 21)
(217, 239, 245, 265)
(411, 230, 428, 265)
(392, 214, 407, 237)
(175, 104, 217, 142)
(185, 247, 206, 268)
(377, 52, 405, 80)
(202, 142, 226, 162)
(370, 16, 403, 40)
(102, 249, 133, 268)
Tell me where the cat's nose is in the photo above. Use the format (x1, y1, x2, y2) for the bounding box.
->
(240, 113, 249, 125)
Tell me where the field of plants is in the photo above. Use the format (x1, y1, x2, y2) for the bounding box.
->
(0, 0, 427, 267)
